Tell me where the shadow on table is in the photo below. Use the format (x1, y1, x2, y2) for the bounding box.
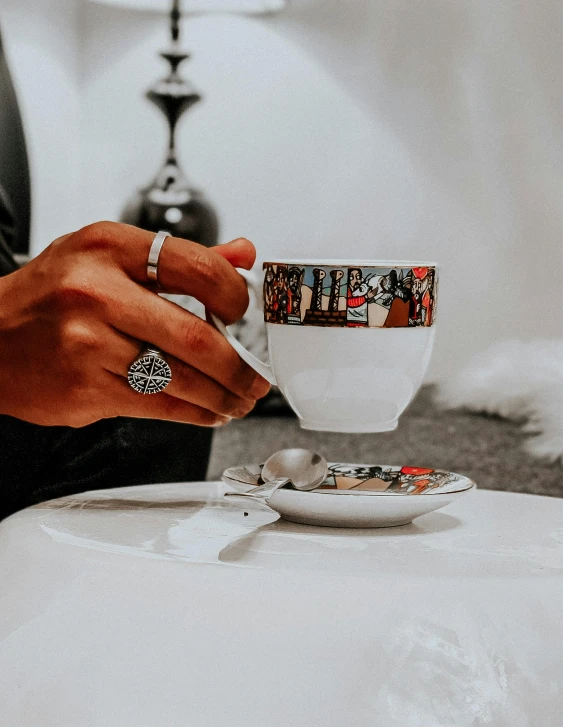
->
(218, 511, 462, 569)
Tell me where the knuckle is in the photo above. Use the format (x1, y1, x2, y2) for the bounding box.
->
(48, 233, 72, 254)
(173, 362, 196, 395)
(75, 221, 118, 254)
(216, 353, 242, 391)
(61, 320, 100, 355)
(175, 362, 194, 389)
(224, 368, 251, 397)
(220, 391, 240, 416)
(192, 249, 222, 288)
(49, 270, 103, 312)
(235, 362, 259, 393)
(182, 318, 210, 354)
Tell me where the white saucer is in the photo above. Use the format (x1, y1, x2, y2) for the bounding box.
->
(222, 462, 476, 528)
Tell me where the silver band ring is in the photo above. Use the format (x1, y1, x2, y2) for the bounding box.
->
(147, 230, 170, 284)
(128, 347, 172, 394)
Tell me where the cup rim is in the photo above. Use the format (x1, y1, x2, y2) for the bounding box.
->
(263, 259, 438, 267)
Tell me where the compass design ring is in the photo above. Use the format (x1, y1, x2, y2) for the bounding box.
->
(128, 347, 172, 395)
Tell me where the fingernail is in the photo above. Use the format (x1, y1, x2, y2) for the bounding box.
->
(232, 401, 255, 418)
(250, 377, 270, 399)
(213, 416, 232, 428)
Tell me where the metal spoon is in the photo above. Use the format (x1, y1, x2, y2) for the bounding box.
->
(225, 448, 328, 503)
(222, 466, 260, 487)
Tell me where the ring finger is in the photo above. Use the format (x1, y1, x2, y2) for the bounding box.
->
(104, 326, 257, 418)
(103, 277, 269, 400)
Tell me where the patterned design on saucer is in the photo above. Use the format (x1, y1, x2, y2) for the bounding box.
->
(263, 263, 437, 328)
(256, 463, 470, 495)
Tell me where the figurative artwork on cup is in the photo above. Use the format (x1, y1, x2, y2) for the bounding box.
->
(263, 263, 436, 328)
(317, 464, 459, 494)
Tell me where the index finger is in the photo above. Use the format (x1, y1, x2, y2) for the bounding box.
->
(158, 235, 255, 324)
(83, 222, 254, 325)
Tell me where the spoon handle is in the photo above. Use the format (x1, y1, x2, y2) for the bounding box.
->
(225, 477, 290, 502)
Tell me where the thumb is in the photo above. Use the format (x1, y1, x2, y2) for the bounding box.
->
(211, 237, 256, 271)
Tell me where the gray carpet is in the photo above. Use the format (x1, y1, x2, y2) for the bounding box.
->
(207, 386, 563, 497)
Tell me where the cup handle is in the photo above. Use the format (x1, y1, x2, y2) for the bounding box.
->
(208, 268, 276, 386)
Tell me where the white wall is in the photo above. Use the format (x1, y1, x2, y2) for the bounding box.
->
(0, 0, 83, 250)
(2, 0, 562, 381)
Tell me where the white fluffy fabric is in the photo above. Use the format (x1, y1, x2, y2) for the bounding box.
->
(435, 339, 563, 462)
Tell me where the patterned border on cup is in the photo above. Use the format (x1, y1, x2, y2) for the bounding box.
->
(262, 263, 437, 328)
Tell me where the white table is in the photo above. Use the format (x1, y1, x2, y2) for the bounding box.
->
(0, 484, 561, 727)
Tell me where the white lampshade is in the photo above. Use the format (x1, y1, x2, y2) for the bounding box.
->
(88, 0, 287, 14)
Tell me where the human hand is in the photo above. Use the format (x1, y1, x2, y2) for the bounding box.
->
(0, 222, 270, 427)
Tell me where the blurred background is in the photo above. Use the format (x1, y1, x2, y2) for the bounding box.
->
(0, 0, 561, 385)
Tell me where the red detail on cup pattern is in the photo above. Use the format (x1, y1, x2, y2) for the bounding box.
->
(412, 267, 429, 280)
(347, 293, 366, 307)
(400, 466, 434, 475)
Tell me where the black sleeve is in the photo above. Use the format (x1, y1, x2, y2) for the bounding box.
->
(0, 185, 19, 277)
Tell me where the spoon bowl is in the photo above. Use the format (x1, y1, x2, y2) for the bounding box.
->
(262, 448, 327, 491)
(224, 448, 328, 503)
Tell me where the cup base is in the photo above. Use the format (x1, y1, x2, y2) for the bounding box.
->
(298, 418, 399, 434)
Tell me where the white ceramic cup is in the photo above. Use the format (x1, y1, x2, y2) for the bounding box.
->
(211, 260, 438, 433)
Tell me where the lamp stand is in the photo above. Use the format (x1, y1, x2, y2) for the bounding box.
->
(121, 0, 219, 246)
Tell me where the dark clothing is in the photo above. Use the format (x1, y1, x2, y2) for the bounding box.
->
(0, 26, 31, 255)
(0, 415, 212, 521)
(0, 190, 212, 521)
(0, 186, 18, 276)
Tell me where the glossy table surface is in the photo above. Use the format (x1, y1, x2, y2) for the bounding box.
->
(0, 483, 561, 727)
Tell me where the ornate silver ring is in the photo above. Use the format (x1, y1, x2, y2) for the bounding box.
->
(128, 347, 172, 395)
(147, 230, 170, 285)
